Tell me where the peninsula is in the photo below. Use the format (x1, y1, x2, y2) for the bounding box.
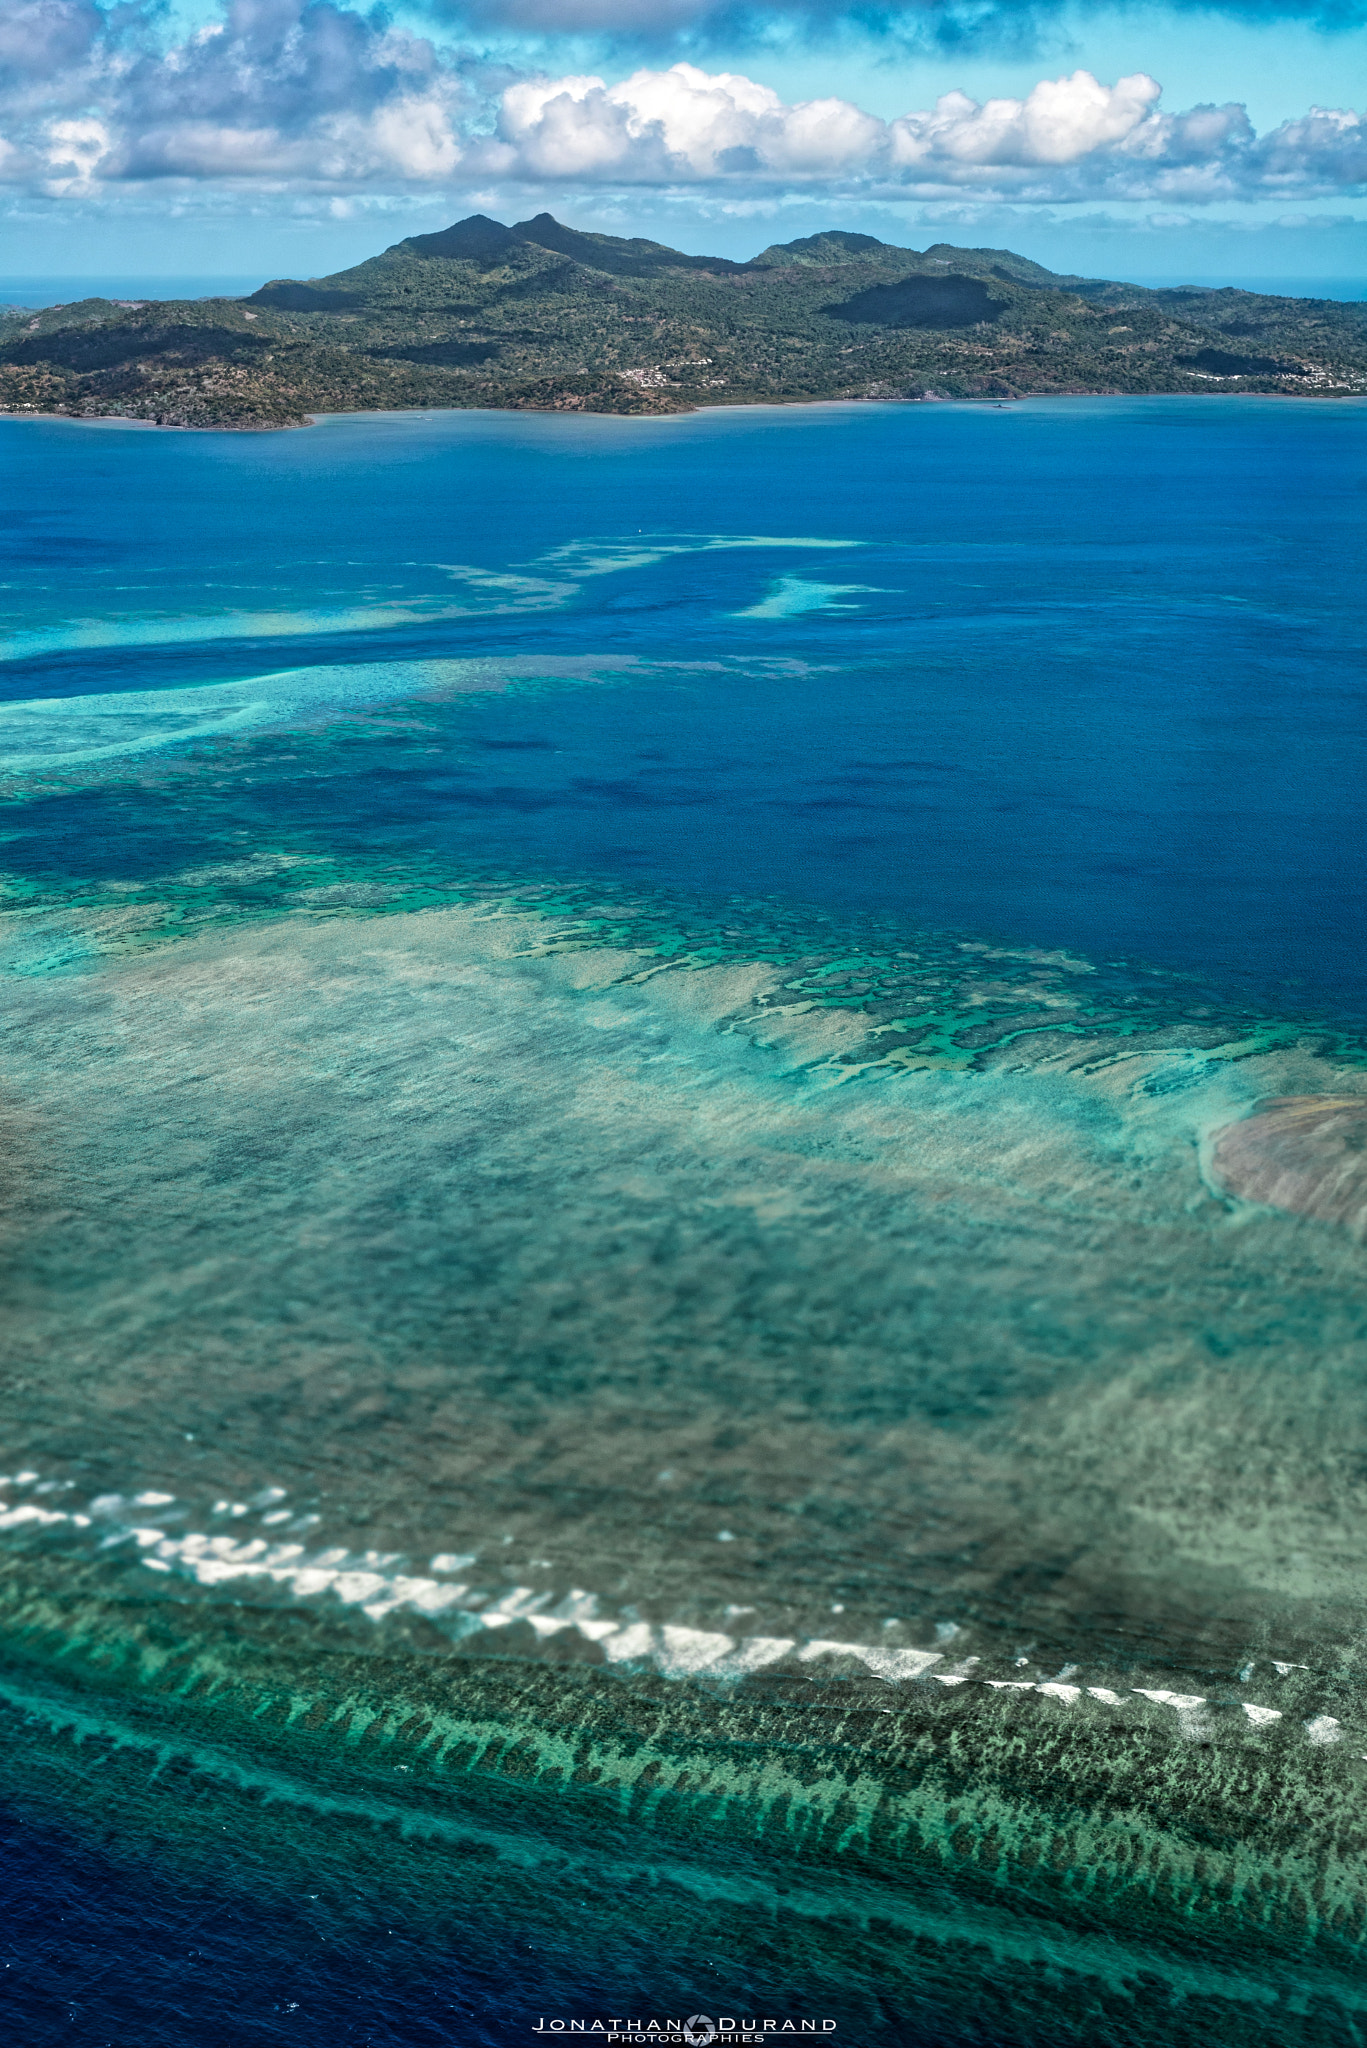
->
(3, 211, 1365, 429)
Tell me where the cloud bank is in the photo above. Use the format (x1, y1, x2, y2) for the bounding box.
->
(3, 0, 474, 191)
(0, 1, 1364, 208)
(484, 61, 1367, 202)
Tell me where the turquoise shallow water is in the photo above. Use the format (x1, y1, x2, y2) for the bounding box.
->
(2, 397, 1367, 2044)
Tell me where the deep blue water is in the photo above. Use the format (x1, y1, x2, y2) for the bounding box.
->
(0, 1807, 509, 2048)
(2, 396, 1366, 1017)
(3, 396, 1367, 2047)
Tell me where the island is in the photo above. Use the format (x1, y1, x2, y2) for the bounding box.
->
(3, 211, 1365, 430)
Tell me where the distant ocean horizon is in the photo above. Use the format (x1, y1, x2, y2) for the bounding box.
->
(1, 268, 1365, 306)
(0, 275, 266, 306)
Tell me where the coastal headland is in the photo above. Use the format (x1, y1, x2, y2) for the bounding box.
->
(3, 212, 1366, 429)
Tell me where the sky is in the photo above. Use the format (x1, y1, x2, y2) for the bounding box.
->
(0, 0, 1365, 287)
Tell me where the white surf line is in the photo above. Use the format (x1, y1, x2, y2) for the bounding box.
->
(0, 1473, 1343, 1744)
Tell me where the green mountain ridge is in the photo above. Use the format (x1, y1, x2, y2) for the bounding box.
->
(3, 211, 1365, 429)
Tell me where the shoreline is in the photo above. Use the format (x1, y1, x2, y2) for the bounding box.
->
(3, 384, 1366, 435)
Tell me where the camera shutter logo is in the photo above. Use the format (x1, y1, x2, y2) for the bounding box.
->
(682, 2020, 716, 2045)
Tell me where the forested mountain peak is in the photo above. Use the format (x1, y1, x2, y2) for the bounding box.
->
(3, 213, 1364, 428)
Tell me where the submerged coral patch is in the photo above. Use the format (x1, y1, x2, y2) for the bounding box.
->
(1211, 1094, 1367, 1232)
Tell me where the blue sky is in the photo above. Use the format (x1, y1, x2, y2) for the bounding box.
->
(0, 0, 1365, 286)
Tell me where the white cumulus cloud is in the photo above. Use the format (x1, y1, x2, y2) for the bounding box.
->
(476, 61, 1367, 203)
(490, 63, 883, 180)
(0, 0, 473, 191)
(889, 70, 1162, 169)
(0, 9, 1364, 211)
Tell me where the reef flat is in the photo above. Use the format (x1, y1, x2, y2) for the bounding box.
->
(5, 892, 1367, 2036)
(5, 900, 1367, 1659)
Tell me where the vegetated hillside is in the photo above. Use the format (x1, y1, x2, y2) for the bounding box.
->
(3, 211, 1365, 429)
